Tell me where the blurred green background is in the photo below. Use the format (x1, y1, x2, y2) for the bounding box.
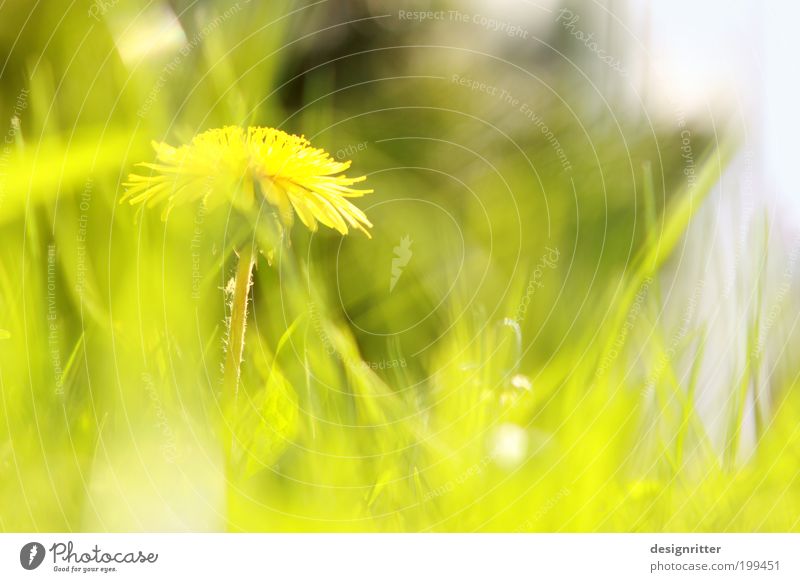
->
(1, 0, 798, 532)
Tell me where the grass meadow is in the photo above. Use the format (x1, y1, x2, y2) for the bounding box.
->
(1, 0, 799, 532)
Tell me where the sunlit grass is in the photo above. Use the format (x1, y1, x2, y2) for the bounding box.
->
(0, 0, 798, 533)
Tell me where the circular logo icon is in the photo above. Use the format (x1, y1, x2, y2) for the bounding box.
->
(20, 542, 45, 570)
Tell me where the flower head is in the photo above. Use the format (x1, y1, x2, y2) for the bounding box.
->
(123, 126, 373, 236)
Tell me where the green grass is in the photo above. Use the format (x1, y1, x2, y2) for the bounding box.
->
(1, 0, 799, 532)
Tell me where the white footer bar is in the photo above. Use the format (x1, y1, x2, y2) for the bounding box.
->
(1, 534, 797, 581)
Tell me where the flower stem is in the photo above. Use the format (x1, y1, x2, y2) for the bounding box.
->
(224, 243, 256, 407)
(222, 243, 256, 529)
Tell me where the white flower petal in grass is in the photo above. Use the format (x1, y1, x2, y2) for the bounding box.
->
(490, 423, 529, 469)
(511, 373, 532, 391)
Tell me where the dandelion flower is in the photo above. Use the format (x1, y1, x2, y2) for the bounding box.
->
(123, 125, 373, 237)
(123, 126, 375, 507)
(122, 126, 375, 415)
